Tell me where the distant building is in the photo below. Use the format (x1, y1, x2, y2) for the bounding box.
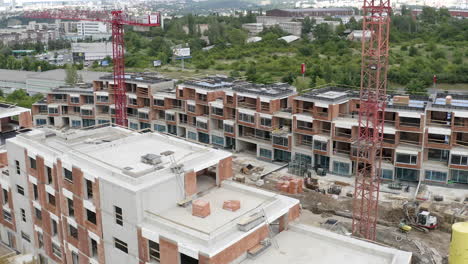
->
(412, 9, 468, 18)
(77, 21, 111, 39)
(347, 30, 372, 42)
(71, 42, 113, 63)
(257, 16, 293, 26)
(242, 23, 264, 36)
(266, 8, 355, 17)
(279, 22, 302, 36)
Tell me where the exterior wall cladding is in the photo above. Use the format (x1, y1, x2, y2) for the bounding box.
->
(32, 75, 468, 187)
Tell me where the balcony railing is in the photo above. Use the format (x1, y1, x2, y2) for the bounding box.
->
(242, 133, 271, 143)
(427, 138, 449, 145)
(238, 102, 257, 110)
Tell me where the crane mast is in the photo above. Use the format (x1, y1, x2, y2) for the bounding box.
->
(352, 0, 391, 240)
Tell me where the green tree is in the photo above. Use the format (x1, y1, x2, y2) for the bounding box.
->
(292, 77, 309, 94)
(226, 28, 247, 46)
(65, 64, 78, 86)
(406, 79, 427, 95)
(313, 24, 333, 42)
(409, 46, 418, 56)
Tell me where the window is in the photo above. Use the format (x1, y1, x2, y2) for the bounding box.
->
(128, 98, 137, 105)
(154, 124, 166, 133)
(96, 95, 108, 103)
(139, 112, 149, 120)
(149, 240, 160, 262)
(36, 119, 47, 126)
(30, 157, 37, 169)
(52, 242, 62, 258)
(114, 238, 128, 254)
(69, 225, 78, 239)
(114, 206, 123, 226)
(68, 198, 74, 217)
(21, 232, 31, 242)
(168, 124, 177, 135)
(86, 179, 93, 199)
(188, 131, 197, 141)
(87, 209, 96, 225)
(81, 109, 93, 116)
(450, 169, 468, 184)
(98, 119, 110, 125)
(273, 136, 289, 147)
(332, 161, 350, 176)
(51, 219, 58, 236)
(71, 120, 81, 128)
(140, 122, 150, 129)
(451, 155, 468, 166)
(37, 232, 43, 248)
(381, 169, 393, 180)
(197, 93, 207, 101)
(70, 96, 80, 104)
(260, 118, 272, 127)
(64, 168, 73, 183)
(211, 135, 224, 146)
(3, 210, 11, 222)
(46, 166, 53, 185)
(21, 208, 26, 222)
(212, 107, 223, 116)
(165, 113, 175, 121)
(2, 189, 8, 205)
(90, 238, 98, 258)
(425, 170, 447, 182)
(196, 120, 208, 130)
(71, 251, 79, 264)
(239, 113, 254, 123)
(48, 193, 56, 206)
(35, 208, 42, 221)
(396, 153, 418, 165)
(15, 160, 20, 175)
(314, 141, 327, 151)
(154, 99, 165, 107)
(224, 124, 234, 133)
(259, 149, 272, 159)
(33, 184, 38, 200)
(188, 104, 196, 113)
(129, 122, 139, 130)
(395, 167, 419, 182)
(17, 185, 24, 196)
(198, 132, 210, 144)
(297, 120, 313, 130)
(48, 107, 58, 114)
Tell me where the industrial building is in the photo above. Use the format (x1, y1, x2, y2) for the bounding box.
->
(266, 8, 355, 17)
(30, 74, 468, 187)
(71, 42, 113, 63)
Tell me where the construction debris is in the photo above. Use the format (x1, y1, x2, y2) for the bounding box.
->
(223, 200, 241, 212)
(192, 199, 211, 218)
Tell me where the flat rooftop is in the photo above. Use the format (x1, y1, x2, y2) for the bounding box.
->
(232, 83, 295, 98)
(100, 73, 173, 84)
(12, 126, 231, 189)
(183, 76, 236, 90)
(28, 69, 107, 83)
(298, 87, 354, 103)
(0, 103, 30, 120)
(241, 223, 412, 264)
(142, 181, 298, 257)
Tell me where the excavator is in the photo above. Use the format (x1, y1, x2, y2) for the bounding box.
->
(400, 201, 438, 232)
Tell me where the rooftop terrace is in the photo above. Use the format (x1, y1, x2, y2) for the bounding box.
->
(233, 82, 295, 98)
(183, 76, 236, 90)
(99, 72, 173, 84)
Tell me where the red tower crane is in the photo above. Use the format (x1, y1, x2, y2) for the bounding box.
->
(23, 9, 161, 126)
(352, 0, 391, 240)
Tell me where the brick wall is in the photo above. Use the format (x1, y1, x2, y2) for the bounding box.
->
(184, 170, 197, 197)
(217, 157, 233, 183)
(160, 237, 179, 264)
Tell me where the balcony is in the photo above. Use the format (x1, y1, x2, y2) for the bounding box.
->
(238, 101, 257, 110)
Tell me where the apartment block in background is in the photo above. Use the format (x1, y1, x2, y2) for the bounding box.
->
(1, 126, 299, 264)
(31, 74, 468, 187)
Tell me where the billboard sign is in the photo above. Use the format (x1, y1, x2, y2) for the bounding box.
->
(148, 14, 160, 25)
(301, 63, 306, 75)
(153, 60, 162, 67)
(173, 48, 191, 58)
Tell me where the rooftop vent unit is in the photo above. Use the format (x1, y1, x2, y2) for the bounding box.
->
(141, 154, 162, 165)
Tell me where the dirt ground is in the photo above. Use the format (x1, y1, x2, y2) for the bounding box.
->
(232, 154, 463, 264)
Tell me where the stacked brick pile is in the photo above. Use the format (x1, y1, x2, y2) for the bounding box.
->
(192, 199, 211, 218)
(222, 200, 241, 212)
(276, 177, 304, 194)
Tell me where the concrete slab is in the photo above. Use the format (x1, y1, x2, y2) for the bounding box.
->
(241, 223, 412, 264)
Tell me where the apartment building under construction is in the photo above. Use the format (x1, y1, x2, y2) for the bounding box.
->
(31, 74, 468, 187)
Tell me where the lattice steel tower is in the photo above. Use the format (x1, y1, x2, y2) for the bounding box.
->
(352, 0, 391, 241)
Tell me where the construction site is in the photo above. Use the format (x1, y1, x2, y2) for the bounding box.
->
(0, 2, 466, 264)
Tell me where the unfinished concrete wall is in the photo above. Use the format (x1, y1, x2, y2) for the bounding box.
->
(184, 170, 197, 197)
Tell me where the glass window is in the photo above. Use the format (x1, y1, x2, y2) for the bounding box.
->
(198, 132, 210, 144)
(64, 169, 73, 183)
(87, 209, 96, 225)
(17, 185, 24, 196)
(314, 140, 327, 151)
(259, 149, 272, 159)
(212, 107, 224, 116)
(428, 149, 449, 162)
(224, 124, 234, 133)
(239, 113, 255, 123)
(154, 99, 165, 107)
(273, 136, 288, 147)
(114, 238, 128, 254)
(129, 122, 139, 130)
(297, 120, 313, 130)
(333, 161, 350, 176)
(260, 118, 272, 127)
(381, 169, 393, 180)
(196, 120, 208, 130)
(149, 240, 160, 262)
(114, 206, 123, 226)
(52, 242, 61, 258)
(71, 120, 81, 128)
(154, 124, 166, 133)
(211, 135, 224, 146)
(167, 125, 177, 135)
(395, 167, 419, 182)
(425, 170, 447, 182)
(450, 169, 468, 184)
(396, 153, 418, 164)
(36, 119, 47, 126)
(188, 131, 197, 141)
(69, 225, 78, 239)
(451, 155, 468, 166)
(3, 210, 12, 222)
